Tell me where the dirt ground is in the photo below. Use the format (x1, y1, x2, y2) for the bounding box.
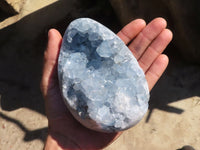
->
(0, 1, 200, 150)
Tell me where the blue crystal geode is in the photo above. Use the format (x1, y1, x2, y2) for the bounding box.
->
(58, 18, 149, 132)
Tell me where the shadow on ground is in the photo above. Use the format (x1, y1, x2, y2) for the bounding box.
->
(146, 53, 200, 122)
(0, 0, 120, 143)
(0, 112, 47, 142)
(0, 0, 200, 144)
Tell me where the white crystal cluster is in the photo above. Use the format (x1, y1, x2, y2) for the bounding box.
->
(58, 18, 149, 132)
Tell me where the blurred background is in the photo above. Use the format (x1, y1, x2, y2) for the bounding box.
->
(0, 0, 199, 149)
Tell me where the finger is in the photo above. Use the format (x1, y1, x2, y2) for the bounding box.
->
(138, 29, 173, 72)
(41, 29, 62, 96)
(117, 19, 146, 44)
(145, 54, 169, 91)
(128, 18, 167, 59)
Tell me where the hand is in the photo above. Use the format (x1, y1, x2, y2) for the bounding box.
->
(41, 18, 172, 150)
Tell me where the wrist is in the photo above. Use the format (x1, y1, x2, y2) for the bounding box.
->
(44, 132, 81, 150)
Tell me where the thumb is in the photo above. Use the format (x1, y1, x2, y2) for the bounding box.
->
(41, 29, 62, 97)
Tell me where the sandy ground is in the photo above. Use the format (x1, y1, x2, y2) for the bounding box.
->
(1, 63, 200, 150)
(0, 1, 200, 150)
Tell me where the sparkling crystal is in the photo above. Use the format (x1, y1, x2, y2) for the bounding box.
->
(58, 18, 150, 132)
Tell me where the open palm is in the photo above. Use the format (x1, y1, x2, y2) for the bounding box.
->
(41, 18, 172, 150)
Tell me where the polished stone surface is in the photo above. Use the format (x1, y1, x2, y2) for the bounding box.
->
(58, 18, 149, 132)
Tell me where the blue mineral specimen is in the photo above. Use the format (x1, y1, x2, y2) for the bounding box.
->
(58, 18, 149, 132)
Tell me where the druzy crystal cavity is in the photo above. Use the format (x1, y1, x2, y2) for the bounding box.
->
(58, 18, 149, 132)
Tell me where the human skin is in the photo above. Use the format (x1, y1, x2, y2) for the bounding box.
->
(41, 18, 173, 150)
